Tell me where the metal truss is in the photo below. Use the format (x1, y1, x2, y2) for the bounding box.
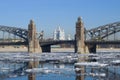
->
(86, 21, 120, 40)
(0, 25, 28, 41)
(0, 21, 120, 42)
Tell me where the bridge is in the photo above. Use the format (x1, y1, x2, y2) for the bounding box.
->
(1, 18, 120, 80)
(0, 17, 120, 53)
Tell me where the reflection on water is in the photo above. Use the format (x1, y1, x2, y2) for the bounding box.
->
(0, 51, 119, 80)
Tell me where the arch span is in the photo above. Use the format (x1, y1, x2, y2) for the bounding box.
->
(0, 25, 28, 41)
(86, 21, 120, 40)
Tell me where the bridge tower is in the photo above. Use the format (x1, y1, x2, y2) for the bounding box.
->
(75, 17, 88, 54)
(28, 20, 42, 80)
(28, 20, 42, 53)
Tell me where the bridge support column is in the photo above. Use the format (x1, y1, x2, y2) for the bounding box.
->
(28, 20, 42, 80)
(85, 45, 89, 53)
(28, 20, 42, 53)
(88, 44, 96, 53)
(74, 35, 77, 53)
(75, 17, 88, 54)
(41, 45, 51, 52)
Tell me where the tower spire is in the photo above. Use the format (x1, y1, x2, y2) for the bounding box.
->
(30, 19, 34, 24)
(77, 17, 83, 24)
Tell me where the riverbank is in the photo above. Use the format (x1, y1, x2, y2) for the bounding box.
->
(51, 48, 74, 52)
(0, 46, 28, 53)
(97, 48, 120, 52)
(0, 46, 120, 53)
(0, 46, 74, 53)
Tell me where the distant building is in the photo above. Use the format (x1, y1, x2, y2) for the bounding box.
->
(53, 26, 65, 40)
(67, 34, 71, 40)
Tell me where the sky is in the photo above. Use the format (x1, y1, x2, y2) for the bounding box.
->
(0, 0, 120, 39)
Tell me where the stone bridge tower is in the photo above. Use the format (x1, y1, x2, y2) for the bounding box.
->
(28, 20, 42, 80)
(75, 17, 87, 54)
(75, 17, 88, 80)
(28, 20, 42, 53)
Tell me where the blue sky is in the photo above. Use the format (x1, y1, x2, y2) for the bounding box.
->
(0, 0, 120, 38)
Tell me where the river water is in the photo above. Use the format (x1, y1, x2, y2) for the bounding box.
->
(0, 49, 120, 80)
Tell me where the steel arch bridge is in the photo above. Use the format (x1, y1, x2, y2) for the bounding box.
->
(86, 21, 120, 40)
(0, 25, 28, 41)
(0, 21, 120, 42)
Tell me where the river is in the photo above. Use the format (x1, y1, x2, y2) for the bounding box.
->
(0, 49, 119, 80)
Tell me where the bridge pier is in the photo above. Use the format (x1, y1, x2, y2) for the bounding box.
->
(75, 17, 97, 54)
(75, 17, 88, 54)
(28, 20, 42, 80)
(75, 17, 87, 80)
(28, 20, 42, 53)
(88, 44, 96, 53)
(41, 45, 51, 52)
